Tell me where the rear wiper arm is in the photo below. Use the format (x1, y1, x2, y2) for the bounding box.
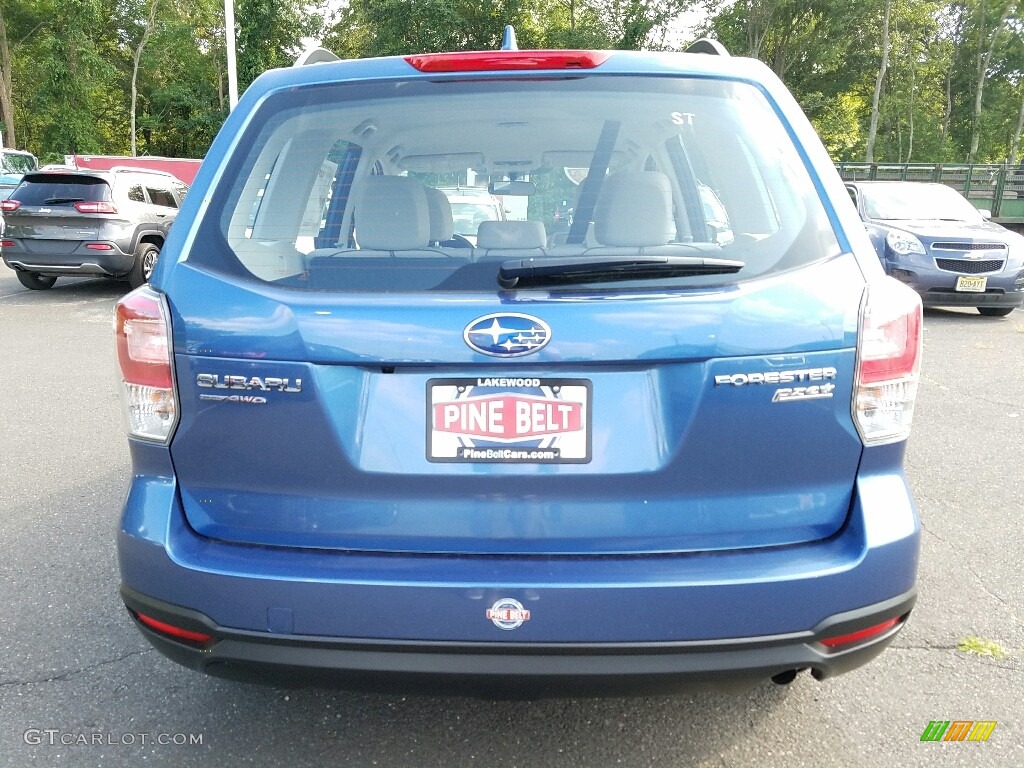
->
(44, 197, 85, 204)
(497, 255, 744, 288)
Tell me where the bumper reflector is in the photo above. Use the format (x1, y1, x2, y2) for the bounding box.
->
(820, 617, 901, 649)
(135, 612, 213, 645)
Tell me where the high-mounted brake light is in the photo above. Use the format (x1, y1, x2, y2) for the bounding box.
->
(854, 278, 923, 445)
(75, 201, 118, 214)
(404, 50, 610, 73)
(115, 286, 177, 442)
(135, 612, 213, 645)
(0, 199, 19, 212)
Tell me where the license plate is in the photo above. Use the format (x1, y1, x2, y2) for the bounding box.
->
(428, 378, 591, 463)
(956, 275, 987, 292)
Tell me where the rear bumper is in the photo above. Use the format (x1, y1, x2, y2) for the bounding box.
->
(121, 584, 915, 696)
(2, 241, 134, 276)
(118, 441, 920, 692)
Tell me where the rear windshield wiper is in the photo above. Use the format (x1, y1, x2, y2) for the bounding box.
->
(497, 255, 744, 288)
(43, 197, 86, 204)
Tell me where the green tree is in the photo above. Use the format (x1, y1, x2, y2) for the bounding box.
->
(535, 0, 611, 48)
(324, 0, 697, 57)
(137, 0, 227, 157)
(966, 0, 1015, 161)
(699, 0, 1024, 164)
(128, 0, 160, 156)
(865, 0, 893, 163)
(31, 0, 117, 156)
(4, 0, 1021, 165)
(998, 13, 1024, 162)
(325, 0, 542, 58)
(236, 0, 325, 90)
(702, 0, 877, 157)
(0, 2, 30, 148)
(597, 0, 696, 49)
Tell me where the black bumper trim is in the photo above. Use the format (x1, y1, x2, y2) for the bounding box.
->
(2, 242, 134, 277)
(121, 585, 916, 695)
(921, 290, 1023, 309)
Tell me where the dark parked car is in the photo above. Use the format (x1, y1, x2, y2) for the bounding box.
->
(846, 180, 1024, 316)
(1, 168, 187, 290)
(114, 35, 923, 695)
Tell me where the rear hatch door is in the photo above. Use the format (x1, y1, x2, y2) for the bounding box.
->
(4, 173, 111, 249)
(165, 258, 865, 556)
(161, 66, 866, 556)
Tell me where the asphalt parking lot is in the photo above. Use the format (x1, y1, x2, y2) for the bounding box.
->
(0, 268, 1021, 768)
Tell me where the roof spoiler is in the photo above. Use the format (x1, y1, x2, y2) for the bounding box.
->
(292, 32, 729, 67)
(294, 47, 341, 67)
(685, 38, 730, 56)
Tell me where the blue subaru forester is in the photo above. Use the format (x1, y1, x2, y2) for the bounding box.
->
(115, 34, 923, 695)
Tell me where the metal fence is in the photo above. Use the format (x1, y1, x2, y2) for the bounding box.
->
(835, 163, 1024, 222)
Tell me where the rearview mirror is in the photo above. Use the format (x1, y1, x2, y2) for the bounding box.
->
(488, 180, 536, 196)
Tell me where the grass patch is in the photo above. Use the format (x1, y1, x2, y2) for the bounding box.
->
(957, 636, 1008, 659)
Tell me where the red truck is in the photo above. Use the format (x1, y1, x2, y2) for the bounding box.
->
(64, 154, 203, 185)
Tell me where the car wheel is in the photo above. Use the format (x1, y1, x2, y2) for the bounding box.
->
(977, 307, 1014, 317)
(128, 243, 160, 289)
(16, 271, 57, 290)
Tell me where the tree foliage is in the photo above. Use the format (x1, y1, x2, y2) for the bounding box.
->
(0, 0, 1020, 166)
(236, 0, 325, 90)
(324, 1, 544, 57)
(703, 0, 1022, 163)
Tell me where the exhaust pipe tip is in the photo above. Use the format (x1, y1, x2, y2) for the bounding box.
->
(771, 669, 800, 686)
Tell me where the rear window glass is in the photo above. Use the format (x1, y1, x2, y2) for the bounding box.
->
(1, 152, 36, 174)
(199, 75, 841, 292)
(12, 175, 110, 206)
(860, 183, 982, 221)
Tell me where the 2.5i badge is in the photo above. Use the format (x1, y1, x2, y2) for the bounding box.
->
(427, 377, 591, 463)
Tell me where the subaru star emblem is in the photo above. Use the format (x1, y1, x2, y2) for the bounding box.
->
(464, 313, 551, 357)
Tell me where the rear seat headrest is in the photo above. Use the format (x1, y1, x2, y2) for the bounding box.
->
(476, 220, 547, 250)
(423, 187, 454, 243)
(593, 171, 675, 247)
(354, 176, 430, 250)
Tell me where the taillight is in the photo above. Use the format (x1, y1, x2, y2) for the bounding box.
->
(404, 50, 610, 72)
(0, 239, 14, 248)
(854, 278, 923, 445)
(115, 286, 177, 442)
(0, 199, 19, 212)
(75, 201, 117, 214)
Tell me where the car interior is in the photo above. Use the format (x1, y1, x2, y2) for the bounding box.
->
(213, 79, 840, 291)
